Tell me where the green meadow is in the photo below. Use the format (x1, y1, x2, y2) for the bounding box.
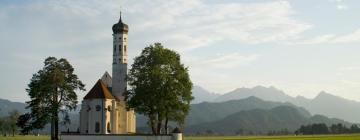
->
(185, 134, 360, 140)
(0, 134, 360, 140)
(0, 135, 49, 140)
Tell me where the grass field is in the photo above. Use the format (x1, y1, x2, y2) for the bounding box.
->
(0, 136, 49, 140)
(185, 134, 360, 140)
(0, 134, 360, 140)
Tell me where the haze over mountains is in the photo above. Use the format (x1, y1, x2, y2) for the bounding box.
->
(136, 96, 351, 134)
(191, 86, 220, 104)
(192, 85, 360, 123)
(0, 98, 26, 117)
(186, 105, 350, 135)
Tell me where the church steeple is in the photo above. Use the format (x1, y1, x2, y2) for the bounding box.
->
(112, 11, 128, 34)
(112, 12, 128, 100)
(119, 11, 122, 23)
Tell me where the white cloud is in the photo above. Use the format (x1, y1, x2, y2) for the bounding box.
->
(332, 29, 360, 43)
(0, 0, 326, 102)
(338, 66, 360, 71)
(203, 54, 259, 69)
(121, 0, 311, 51)
(336, 4, 348, 10)
(340, 80, 360, 86)
(329, 0, 349, 10)
(287, 29, 360, 45)
(0, 0, 310, 53)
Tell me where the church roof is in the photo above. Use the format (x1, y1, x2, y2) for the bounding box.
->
(83, 79, 115, 100)
(100, 71, 112, 88)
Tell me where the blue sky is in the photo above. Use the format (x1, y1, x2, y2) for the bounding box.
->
(1, 0, 360, 102)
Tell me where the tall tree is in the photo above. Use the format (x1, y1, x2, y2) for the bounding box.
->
(17, 57, 85, 140)
(16, 113, 32, 135)
(0, 117, 4, 136)
(8, 110, 20, 136)
(126, 43, 193, 134)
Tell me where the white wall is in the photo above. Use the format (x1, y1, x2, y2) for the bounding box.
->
(80, 99, 115, 134)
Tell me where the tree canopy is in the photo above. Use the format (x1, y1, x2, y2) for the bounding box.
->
(126, 43, 193, 134)
(0, 110, 20, 137)
(296, 123, 360, 135)
(17, 57, 85, 140)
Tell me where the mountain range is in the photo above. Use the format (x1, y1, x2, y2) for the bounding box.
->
(186, 105, 350, 135)
(136, 96, 351, 134)
(0, 98, 27, 117)
(192, 85, 360, 123)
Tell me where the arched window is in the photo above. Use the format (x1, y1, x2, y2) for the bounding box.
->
(124, 45, 127, 52)
(95, 122, 100, 133)
(119, 45, 122, 53)
(96, 105, 101, 111)
(86, 105, 91, 112)
(107, 105, 111, 111)
(107, 122, 111, 133)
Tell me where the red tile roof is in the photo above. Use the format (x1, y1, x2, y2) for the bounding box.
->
(83, 79, 115, 99)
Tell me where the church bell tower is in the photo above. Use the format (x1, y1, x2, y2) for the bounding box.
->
(112, 12, 128, 100)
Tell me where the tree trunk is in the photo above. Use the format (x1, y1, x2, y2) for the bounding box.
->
(164, 117, 168, 134)
(53, 82, 59, 140)
(55, 114, 59, 140)
(149, 114, 157, 134)
(156, 121, 162, 134)
(156, 113, 162, 135)
(151, 122, 156, 134)
(51, 117, 55, 140)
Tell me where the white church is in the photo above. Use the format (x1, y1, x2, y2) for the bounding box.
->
(78, 13, 136, 134)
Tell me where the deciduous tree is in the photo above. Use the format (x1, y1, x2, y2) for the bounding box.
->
(126, 43, 193, 134)
(17, 57, 85, 140)
(8, 110, 20, 136)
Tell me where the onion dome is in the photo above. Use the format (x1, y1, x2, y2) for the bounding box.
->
(112, 12, 129, 34)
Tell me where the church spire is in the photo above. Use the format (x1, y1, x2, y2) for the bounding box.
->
(119, 11, 122, 23)
(112, 11, 128, 34)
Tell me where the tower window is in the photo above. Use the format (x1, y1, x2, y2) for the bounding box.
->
(114, 45, 116, 52)
(124, 45, 127, 52)
(96, 105, 101, 111)
(119, 45, 122, 52)
(107, 105, 111, 111)
(95, 122, 100, 133)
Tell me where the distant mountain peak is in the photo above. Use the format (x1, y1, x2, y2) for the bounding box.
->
(318, 91, 330, 95)
(246, 96, 261, 100)
(253, 85, 278, 90)
(191, 85, 220, 104)
(214, 85, 292, 103)
(296, 95, 309, 99)
(315, 91, 340, 100)
(192, 85, 360, 123)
